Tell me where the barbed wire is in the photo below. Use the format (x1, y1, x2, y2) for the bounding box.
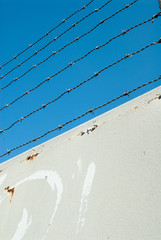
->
(0, 0, 137, 91)
(0, 0, 95, 70)
(0, 73, 160, 158)
(0, 11, 160, 112)
(0, 37, 160, 133)
(0, 0, 113, 80)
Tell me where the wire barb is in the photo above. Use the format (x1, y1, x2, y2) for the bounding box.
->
(0, 38, 160, 134)
(124, 89, 130, 97)
(0, 0, 95, 69)
(0, 0, 137, 92)
(0, 74, 160, 158)
(0, 11, 159, 112)
(0, 0, 112, 80)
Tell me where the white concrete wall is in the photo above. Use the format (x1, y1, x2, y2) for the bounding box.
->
(0, 86, 161, 240)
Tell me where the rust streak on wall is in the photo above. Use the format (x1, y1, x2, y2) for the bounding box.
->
(4, 186, 15, 202)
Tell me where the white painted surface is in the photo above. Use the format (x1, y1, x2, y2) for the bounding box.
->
(11, 208, 32, 240)
(0, 86, 161, 240)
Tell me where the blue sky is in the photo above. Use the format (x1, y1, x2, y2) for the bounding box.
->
(0, 0, 161, 163)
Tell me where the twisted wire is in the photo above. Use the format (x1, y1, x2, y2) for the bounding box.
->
(0, 38, 160, 133)
(1, 73, 160, 158)
(0, 0, 95, 69)
(0, 11, 160, 112)
(0, 0, 137, 90)
(0, 0, 113, 80)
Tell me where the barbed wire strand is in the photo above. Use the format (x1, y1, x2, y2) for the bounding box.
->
(0, 74, 160, 158)
(0, 0, 137, 90)
(0, 38, 160, 133)
(0, 12, 160, 112)
(0, 0, 95, 70)
(0, 0, 113, 80)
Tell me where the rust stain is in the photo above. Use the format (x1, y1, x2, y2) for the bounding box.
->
(77, 131, 85, 136)
(0, 170, 3, 173)
(5, 186, 15, 202)
(26, 152, 39, 161)
(118, 114, 121, 117)
(19, 152, 39, 164)
(134, 105, 139, 110)
(68, 138, 71, 141)
(19, 160, 25, 164)
(148, 96, 159, 104)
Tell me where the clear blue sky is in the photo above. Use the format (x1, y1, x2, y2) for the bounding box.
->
(0, 0, 160, 163)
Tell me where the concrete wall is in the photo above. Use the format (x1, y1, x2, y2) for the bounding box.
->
(0, 86, 161, 240)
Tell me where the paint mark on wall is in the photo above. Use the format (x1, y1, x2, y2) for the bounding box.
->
(77, 158, 82, 175)
(10, 170, 63, 240)
(0, 174, 7, 206)
(78, 125, 98, 136)
(76, 162, 96, 233)
(11, 208, 32, 240)
(0, 195, 5, 205)
(0, 174, 6, 186)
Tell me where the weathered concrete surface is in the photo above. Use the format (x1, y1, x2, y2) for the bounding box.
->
(0, 86, 161, 240)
